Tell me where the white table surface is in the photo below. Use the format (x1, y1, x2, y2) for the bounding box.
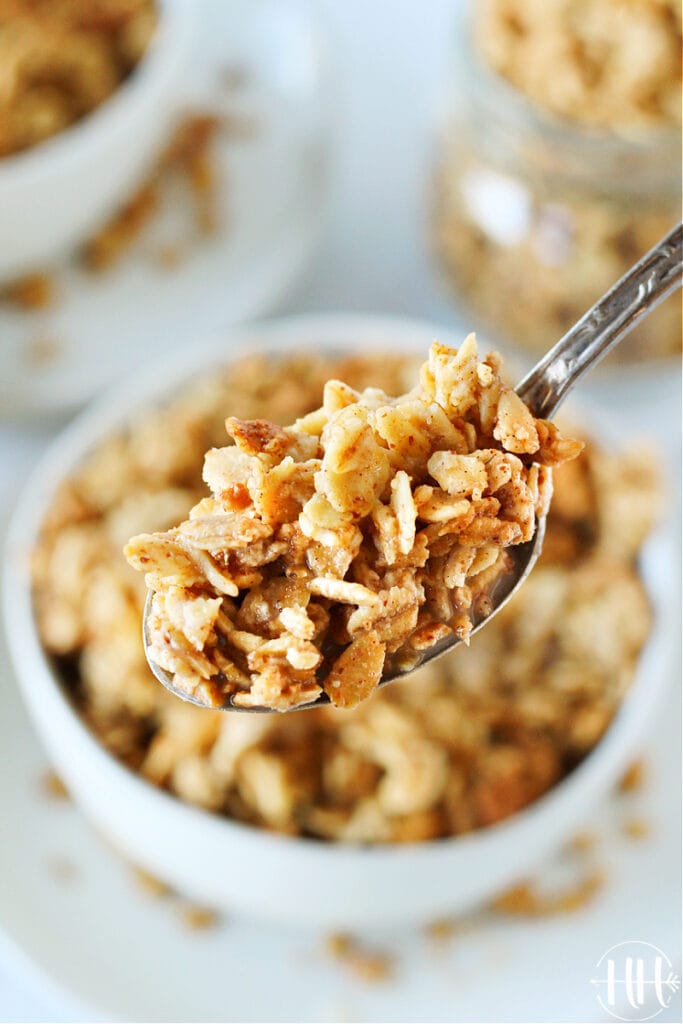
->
(0, 1, 680, 1020)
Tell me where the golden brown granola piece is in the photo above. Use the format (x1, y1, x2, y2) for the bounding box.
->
(324, 630, 386, 709)
(3, 272, 56, 310)
(132, 865, 172, 898)
(621, 818, 650, 841)
(325, 933, 394, 983)
(491, 870, 605, 917)
(618, 758, 646, 794)
(83, 184, 158, 271)
(41, 769, 69, 801)
(180, 905, 221, 931)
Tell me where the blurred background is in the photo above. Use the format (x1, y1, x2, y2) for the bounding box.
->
(0, 1, 681, 1021)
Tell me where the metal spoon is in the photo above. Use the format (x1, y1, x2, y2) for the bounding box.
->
(144, 222, 682, 711)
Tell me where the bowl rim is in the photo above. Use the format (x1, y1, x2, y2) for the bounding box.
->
(3, 311, 675, 865)
(0, 0, 196, 186)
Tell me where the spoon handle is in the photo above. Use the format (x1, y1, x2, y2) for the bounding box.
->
(516, 222, 682, 419)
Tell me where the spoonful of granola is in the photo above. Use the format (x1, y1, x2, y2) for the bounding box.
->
(127, 223, 681, 712)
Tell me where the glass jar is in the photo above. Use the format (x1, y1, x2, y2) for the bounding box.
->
(431, 11, 681, 362)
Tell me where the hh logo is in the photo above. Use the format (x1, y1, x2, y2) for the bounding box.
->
(591, 941, 680, 1021)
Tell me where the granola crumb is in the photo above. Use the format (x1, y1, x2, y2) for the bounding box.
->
(83, 184, 159, 271)
(325, 933, 394, 983)
(132, 866, 172, 898)
(180, 904, 221, 931)
(326, 932, 354, 957)
(621, 818, 650, 841)
(41, 769, 69, 801)
(3, 272, 56, 310)
(161, 112, 223, 236)
(346, 951, 394, 984)
(491, 870, 605, 917)
(618, 759, 646, 794)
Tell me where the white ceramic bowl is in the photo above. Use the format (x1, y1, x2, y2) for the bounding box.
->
(0, 0, 196, 284)
(3, 314, 675, 929)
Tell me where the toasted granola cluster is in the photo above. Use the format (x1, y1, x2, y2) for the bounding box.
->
(476, 0, 682, 131)
(125, 339, 582, 711)
(0, 0, 157, 157)
(33, 351, 658, 841)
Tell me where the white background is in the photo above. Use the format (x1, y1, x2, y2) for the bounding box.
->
(0, 0, 680, 1020)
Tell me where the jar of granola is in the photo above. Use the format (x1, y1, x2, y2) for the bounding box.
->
(432, 0, 682, 362)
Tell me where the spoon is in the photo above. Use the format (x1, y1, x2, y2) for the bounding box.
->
(144, 222, 682, 711)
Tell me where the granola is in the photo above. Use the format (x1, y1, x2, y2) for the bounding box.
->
(3, 109, 226, 315)
(0, 0, 158, 157)
(476, 0, 682, 132)
(32, 350, 658, 842)
(490, 869, 605, 916)
(124, 339, 582, 711)
(621, 818, 650, 841)
(618, 758, 646, 793)
(325, 933, 394, 983)
(432, 0, 682, 362)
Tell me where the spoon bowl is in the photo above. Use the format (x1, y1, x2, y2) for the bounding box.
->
(142, 222, 682, 711)
(143, 520, 546, 711)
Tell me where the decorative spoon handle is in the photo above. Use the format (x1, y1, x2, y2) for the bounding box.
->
(516, 222, 682, 420)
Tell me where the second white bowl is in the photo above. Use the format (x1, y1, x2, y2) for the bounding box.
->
(0, 0, 196, 283)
